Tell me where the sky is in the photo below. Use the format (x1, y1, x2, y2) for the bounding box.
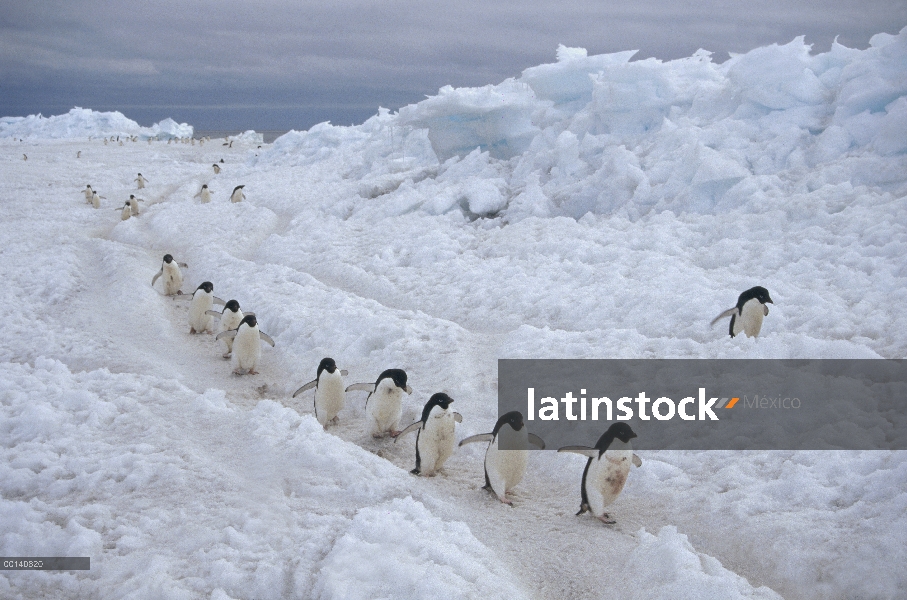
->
(2, 0, 906, 132)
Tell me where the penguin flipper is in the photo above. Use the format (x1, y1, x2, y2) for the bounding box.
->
(292, 380, 317, 397)
(633, 453, 642, 468)
(205, 310, 222, 317)
(213, 297, 226, 306)
(178, 262, 188, 269)
(258, 332, 276, 347)
(216, 330, 237, 342)
(453, 412, 463, 423)
(394, 422, 422, 443)
(557, 446, 598, 458)
(710, 307, 738, 327)
(459, 433, 494, 447)
(345, 383, 375, 393)
(151, 270, 162, 287)
(528, 433, 546, 449)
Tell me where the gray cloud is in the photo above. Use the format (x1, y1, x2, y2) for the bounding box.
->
(2, 0, 905, 130)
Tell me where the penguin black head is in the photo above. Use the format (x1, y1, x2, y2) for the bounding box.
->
(737, 286, 773, 310)
(376, 368, 408, 390)
(421, 393, 454, 422)
(233, 185, 245, 192)
(595, 423, 637, 452)
(163, 254, 173, 263)
(220, 159, 224, 163)
(493, 410, 525, 435)
(240, 314, 257, 329)
(317, 357, 338, 378)
(137, 172, 142, 176)
(196, 281, 214, 294)
(202, 184, 208, 189)
(130, 194, 135, 199)
(224, 299, 240, 312)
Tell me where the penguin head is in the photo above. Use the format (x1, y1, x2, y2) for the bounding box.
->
(596, 423, 637, 451)
(86, 185, 92, 189)
(376, 368, 409, 391)
(220, 159, 224, 163)
(224, 299, 240, 313)
(233, 185, 244, 192)
(163, 254, 173, 264)
(202, 184, 208, 189)
(493, 410, 525, 435)
(196, 281, 214, 294)
(317, 357, 338, 378)
(137, 173, 142, 176)
(240, 314, 257, 329)
(738, 286, 773, 308)
(130, 194, 135, 199)
(421, 393, 454, 422)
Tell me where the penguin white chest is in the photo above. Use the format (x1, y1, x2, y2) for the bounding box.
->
(315, 371, 345, 426)
(366, 380, 404, 434)
(120, 206, 131, 220)
(486, 428, 529, 495)
(218, 310, 243, 352)
(162, 263, 183, 295)
(200, 189, 211, 203)
(735, 298, 767, 338)
(188, 293, 214, 333)
(232, 326, 261, 371)
(585, 448, 633, 517)
(418, 410, 457, 474)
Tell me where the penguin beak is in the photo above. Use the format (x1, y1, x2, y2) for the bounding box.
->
(403, 385, 413, 394)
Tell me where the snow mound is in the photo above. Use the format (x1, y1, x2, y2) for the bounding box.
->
(0, 107, 193, 140)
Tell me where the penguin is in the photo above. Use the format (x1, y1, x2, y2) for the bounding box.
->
(558, 423, 642, 525)
(135, 173, 148, 189)
(711, 286, 774, 338)
(90, 191, 102, 209)
(458, 411, 545, 505)
(83, 185, 94, 203)
(151, 254, 188, 296)
(293, 358, 349, 428)
(395, 393, 462, 476)
(206, 299, 247, 357)
(77, 151, 81, 158)
(230, 185, 245, 203)
(213, 164, 221, 174)
(216, 314, 275, 375)
(345, 369, 413, 437)
(23, 154, 27, 160)
(177, 281, 225, 334)
(194, 184, 212, 204)
(119, 202, 132, 220)
(128, 194, 142, 216)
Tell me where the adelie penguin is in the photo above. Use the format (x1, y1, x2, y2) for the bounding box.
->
(293, 358, 349, 428)
(135, 173, 148, 189)
(151, 254, 188, 296)
(558, 423, 642, 525)
(396, 393, 462, 476)
(230, 185, 245, 203)
(346, 369, 413, 437)
(83, 185, 94, 203)
(459, 411, 545, 505)
(90, 191, 103, 209)
(711, 286, 773, 338)
(176, 281, 225, 334)
(216, 314, 275, 375)
(194, 184, 212, 204)
(206, 300, 248, 357)
(119, 202, 132, 221)
(213, 164, 221, 174)
(128, 194, 143, 216)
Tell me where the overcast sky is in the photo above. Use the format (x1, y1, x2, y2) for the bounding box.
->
(2, 1, 905, 132)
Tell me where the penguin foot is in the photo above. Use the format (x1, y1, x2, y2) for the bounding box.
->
(410, 468, 421, 476)
(248, 369, 259, 375)
(190, 328, 197, 334)
(389, 430, 401, 438)
(498, 495, 514, 506)
(597, 515, 616, 525)
(222, 352, 232, 359)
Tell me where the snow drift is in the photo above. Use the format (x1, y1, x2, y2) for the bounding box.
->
(0, 107, 193, 140)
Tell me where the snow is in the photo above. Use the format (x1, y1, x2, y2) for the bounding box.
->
(1, 26, 906, 600)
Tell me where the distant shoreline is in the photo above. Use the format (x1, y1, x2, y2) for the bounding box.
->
(195, 130, 288, 143)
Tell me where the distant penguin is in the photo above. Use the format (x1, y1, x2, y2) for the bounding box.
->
(120, 202, 131, 220)
(23, 154, 27, 161)
(207, 299, 246, 357)
(212, 164, 221, 174)
(293, 358, 349, 428)
(230, 185, 245, 203)
(396, 392, 462, 476)
(90, 191, 102, 209)
(558, 423, 641, 524)
(77, 151, 81, 158)
(216, 314, 275, 375)
(194, 184, 212, 204)
(459, 411, 545, 505)
(128, 194, 142, 216)
(151, 254, 188, 295)
(711, 286, 774, 338)
(182, 281, 225, 334)
(135, 173, 148, 189)
(346, 369, 413, 437)
(83, 185, 94, 203)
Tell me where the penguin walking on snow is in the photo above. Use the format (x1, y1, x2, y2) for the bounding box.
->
(396, 393, 462, 476)
(207, 300, 247, 357)
(346, 369, 413, 437)
(194, 184, 212, 204)
(178, 281, 225, 334)
(293, 358, 349, 428)
(216, 314, 275, 375)
(230, 185, 245, 203)
(119, 202, 132, 220)
(459, 411, 545, 505)
(711, 286, 773, 338)
(128, 195, 143, 216)
(558, 423, 642, 525)
(90, 191, 103, 208)
(135, 173, 148, 189)
(213, 164, 221, 174)
(151, 254, 188, 296)
(83, 185, 93, 203)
